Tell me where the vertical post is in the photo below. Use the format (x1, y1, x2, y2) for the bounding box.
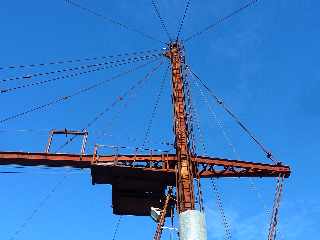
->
(165, 42, 195, 212)
(45, 129, 55, 153)
(80, 131, 88, 156)
(165, 42, 207, 240)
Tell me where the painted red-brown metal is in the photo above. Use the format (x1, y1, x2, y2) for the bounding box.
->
(193, 156, 291, 178)
(0, 151, 290, 177)
(0, 150, 290, 216)
(165, 42, 195, 213)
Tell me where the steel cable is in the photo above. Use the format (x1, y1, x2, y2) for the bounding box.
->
(0, 49, 162, 71)
(112, 216, 123, 240)
(191, 68, 274, 222)
(184, 0, 259, 43)
(176, 0, 192, 40)
(141, 64, 169, 148)
(151, 0, 172, 42)
(6, 62, 163, 239)
(187, 79, 232, 239)
(0, 55, 161, 94)
(0, 53, 162, 84)
(211, 178, 232, 240)
(0, 59, 161, 124)
(55, 60, 164, 152)
(268, 175, 284, 240)
(65, 0, 165, 44)
(187, 66, 278, 163)
(7, 169, 72, 240)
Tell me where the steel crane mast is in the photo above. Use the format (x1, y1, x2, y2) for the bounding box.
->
(165, 42, 195, 212)
(0, 42, 291, 240)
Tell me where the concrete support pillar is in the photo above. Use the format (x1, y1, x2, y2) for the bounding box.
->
(179, 210, 207, 240)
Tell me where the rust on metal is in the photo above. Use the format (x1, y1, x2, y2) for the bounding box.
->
(0, 148, 290, 217)
(0, 42, 292, 221)
(165, 42, 195, 213)
(154, 187, 174, 240)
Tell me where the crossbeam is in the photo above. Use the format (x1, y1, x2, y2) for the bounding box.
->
(0, 151, 290, 178)
(0, 150, 290, 217)
(194, 156, 290, 178)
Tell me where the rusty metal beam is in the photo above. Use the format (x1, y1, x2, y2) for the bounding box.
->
(166, 42, 195, 213)
(193, 156, 291, 178)
(0, 151, 175, 168)
(0, 151, 290, 178)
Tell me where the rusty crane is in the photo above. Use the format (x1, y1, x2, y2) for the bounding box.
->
(0, 1, 291, 240)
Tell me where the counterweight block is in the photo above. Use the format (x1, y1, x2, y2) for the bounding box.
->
(91, 164, 175, 216)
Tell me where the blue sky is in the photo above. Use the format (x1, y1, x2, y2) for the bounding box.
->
(0, 0, 319, 239)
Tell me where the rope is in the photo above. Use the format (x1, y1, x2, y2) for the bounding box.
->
(176, 0, 192, 40)
(187, 66, 278, 163)
(184, 0, 259, 43)
(65, 0, 165, 44)
(0, 59, 161, 125)
(0, 55, 161, 94)
(0, 49, 162, 71)
(151, 0, 172, 41)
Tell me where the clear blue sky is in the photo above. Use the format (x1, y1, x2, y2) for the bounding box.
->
(0, 0, 319, 239)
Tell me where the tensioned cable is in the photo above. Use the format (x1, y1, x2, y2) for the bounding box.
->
(184, 0, 259, 43)
(112, 216, 123, 240)
(176, 0, 192, 40)
(141, 64, 169, 148)
(55, 61, 164, 152)
(4, 62, 162, 239)
(268, 175, 284, 240)
(0, 49, 163, 71)
(91, 64, 163, 148)
(187, 66, 277, 163)
(151, 0, 172, 42)
(65, 0, 165, 44)
(0, 128, 172, 149)
(7, 170, 72, 240)
(187, 78, 232, 239)
(0, 59, 161, 124)
(1, 56, 161, 237)
(194, 74, 285, 240)
(0, 55, 161, 94)
(182, 72, 205, 211)
(191, 69, 273, 225)
(0, 53, 162, 83)
(211, 178, 232, 240)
